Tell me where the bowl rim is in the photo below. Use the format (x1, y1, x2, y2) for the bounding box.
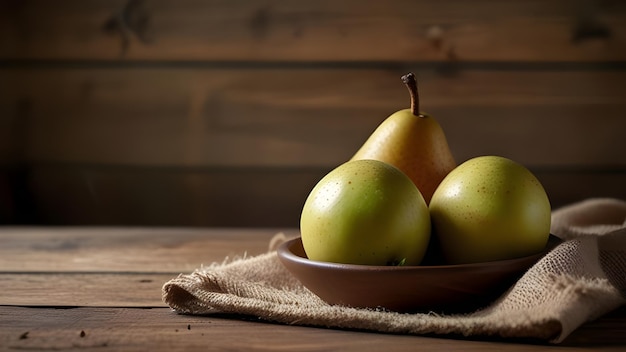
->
(278, 235, 561, 272)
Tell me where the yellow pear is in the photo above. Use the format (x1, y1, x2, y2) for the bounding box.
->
(351, 72, 456, 204)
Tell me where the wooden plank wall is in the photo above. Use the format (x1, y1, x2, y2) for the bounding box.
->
(1, 0, 625, 227)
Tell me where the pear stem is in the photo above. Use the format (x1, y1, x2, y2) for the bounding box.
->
(401, 72, 420, 116)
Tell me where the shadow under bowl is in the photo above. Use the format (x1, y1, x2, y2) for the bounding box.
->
(277, 236, 560, 313)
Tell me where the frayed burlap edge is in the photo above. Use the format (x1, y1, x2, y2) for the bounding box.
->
(163, 198, 626, 343)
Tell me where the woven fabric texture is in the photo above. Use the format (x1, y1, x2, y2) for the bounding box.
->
(163, 198, 626, 343)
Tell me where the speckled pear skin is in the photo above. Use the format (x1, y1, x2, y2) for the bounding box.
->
(300, 159, 431, 266)
(429, 156, 551, 264)
(351, 109, 456, 204)
(351, 73, 456, 204)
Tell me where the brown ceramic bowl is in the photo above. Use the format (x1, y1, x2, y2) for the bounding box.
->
(277, 236, 560, 313)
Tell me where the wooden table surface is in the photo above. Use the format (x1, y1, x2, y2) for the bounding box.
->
(1, 227, 625, 351)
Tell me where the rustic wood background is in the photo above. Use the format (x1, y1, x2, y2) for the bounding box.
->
(1, 0, 625, 227)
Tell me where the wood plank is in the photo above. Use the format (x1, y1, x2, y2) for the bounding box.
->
(0, 171, 16, 224)
(538, 170, 626, 209)
(0, 228, 292, 306)
(1, 0, 625, 62)
(26, 165, 322, 227)
(0, 273, 173, 307)
(18, 164, 626, 227)
(0, 227, 291, 272)
(0, 306, 625, 350)
(2, 68, 625, 168)
(1, 225, 624, 348)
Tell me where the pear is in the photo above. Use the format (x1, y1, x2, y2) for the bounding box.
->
(351, 72, 456, 204)
(300, 159, 431, 266)
(429, 156, 551, 264)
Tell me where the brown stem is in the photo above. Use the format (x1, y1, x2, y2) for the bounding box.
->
(401, 72, 420, 116)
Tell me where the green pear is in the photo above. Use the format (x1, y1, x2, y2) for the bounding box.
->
(300, 159, 431, 266)
(351, 72, 456, 204)
(429, 156, 551, 264)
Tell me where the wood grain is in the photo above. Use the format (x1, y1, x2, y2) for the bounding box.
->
(2, 1, 625, 227)
(1, 0, 625, 62)
(1, 228, 625, 350)
(0, 306, 625, 350)
(0, 227, 292, 272)
(0, 273, 172, 307)
(3, 68, 625, 168)
(0, 228, 294, 306)
(20, 165, 626, 227)
(3, 65, 625, 226)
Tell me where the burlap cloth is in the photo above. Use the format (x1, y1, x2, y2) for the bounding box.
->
(162, 198, 626, 343)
